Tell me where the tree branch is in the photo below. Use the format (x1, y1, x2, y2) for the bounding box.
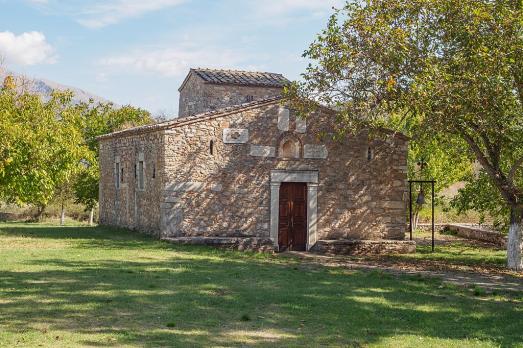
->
(508, 155, 523, 184)
(468, 122, 501, 169)
(459, 128, 518, 204)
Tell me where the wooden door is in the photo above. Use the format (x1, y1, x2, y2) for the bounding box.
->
(278, 183, 307, 251)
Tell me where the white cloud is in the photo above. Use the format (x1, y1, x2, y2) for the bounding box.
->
(252, 0, 342, 16)
(0, 31, 56, 66)
(99, 45, 250, 77)
(77, 0, 187, 29)
(26, 0, 49, 4)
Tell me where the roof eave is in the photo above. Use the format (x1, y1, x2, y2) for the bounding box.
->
(96, 97, 283, 141)
(178, 69, 200, 92)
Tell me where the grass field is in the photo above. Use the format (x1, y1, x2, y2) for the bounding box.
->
(0, 223, 522, 347)
(379, 229, 509, 271)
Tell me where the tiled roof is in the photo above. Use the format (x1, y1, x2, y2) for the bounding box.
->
(96, 95, 409, 141)
(97, 96, 283, 140)
(179, 68, 290, 91)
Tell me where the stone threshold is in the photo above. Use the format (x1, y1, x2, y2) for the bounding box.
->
(311, 239, 416, 255)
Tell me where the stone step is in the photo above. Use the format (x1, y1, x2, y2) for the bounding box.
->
(161, 236, 275, 252)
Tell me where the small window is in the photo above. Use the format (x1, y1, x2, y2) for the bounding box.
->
(115, 162, 120, 189)
(246, 95, 254, 102)
(134, 164, 137, 179)
(152, 164, 156, 179)
(120, 167, 124, 183)
(138, 160, 145, 190)
(367, 147, 374, 161)
(210, 140, 214, 155)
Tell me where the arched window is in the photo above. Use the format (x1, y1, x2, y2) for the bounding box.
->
(281, 139, 300, 158)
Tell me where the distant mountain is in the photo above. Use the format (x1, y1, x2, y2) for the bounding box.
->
(0, 70, 111, 105)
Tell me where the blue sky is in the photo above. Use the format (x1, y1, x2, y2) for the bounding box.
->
(0, 0, 341, 116)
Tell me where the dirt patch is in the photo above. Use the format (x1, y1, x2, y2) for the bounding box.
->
(281, 232, 522, 293)
(283, 251, 523, 293)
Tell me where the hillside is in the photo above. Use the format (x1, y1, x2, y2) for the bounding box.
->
(0, 70, 111, 105)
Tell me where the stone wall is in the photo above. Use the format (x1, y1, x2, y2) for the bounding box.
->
(99, 99, 408, 245)
(158, 101, 408, 241)
(444, 224, 507, 247)
(311, 239, 416, 255)
(98, 131, 165, 235)
(178, 73, 282, 117)
(162, 236, 275, 252)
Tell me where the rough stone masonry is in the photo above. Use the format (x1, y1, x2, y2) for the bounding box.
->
(98, 68, 411, 253)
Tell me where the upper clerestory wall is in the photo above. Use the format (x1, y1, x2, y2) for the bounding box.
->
(177, 71, 284, 117)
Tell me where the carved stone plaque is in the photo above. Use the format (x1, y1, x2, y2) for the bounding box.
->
(277, 107, 289, 131)
(296, 118, 307, 133)
(303, 144, 328, 159)
(250, 145, 276, 157)
(223, 128, 249, 144)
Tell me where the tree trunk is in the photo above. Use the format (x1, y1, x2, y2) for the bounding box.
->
(89, 208, 94, 226)
(60, 201, 65, 226)
(412, 210, 420, 232)
(35, 205, 46, 222)
(412, 205, 422, 232)
(507, 204, 523, 271)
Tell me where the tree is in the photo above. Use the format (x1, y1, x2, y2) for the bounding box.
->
(0, 82, 87, 219)
(451, 170, 512, 229)
(286, 0, 523, 270)
(388, 112, 472, 230)
(409, 135, 472, 230)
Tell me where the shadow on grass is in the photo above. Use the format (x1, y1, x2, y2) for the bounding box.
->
(0, 224, 522, 347)
(382, 243, 508, 268)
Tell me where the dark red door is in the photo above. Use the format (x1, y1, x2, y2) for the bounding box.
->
(278, 183, 307, 251)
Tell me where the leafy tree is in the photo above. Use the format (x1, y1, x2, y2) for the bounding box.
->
(73, 164, 99, 225)
(451, 170, 511, 229)
(409, 134, 472, 230)
(286, 0, 523, 270)
(0, 81, 87, 218)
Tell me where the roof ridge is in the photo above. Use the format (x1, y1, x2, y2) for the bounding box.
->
(179, 67, 289, 91)
(97, 96, 284, 141)
(193, 67, 286, 76)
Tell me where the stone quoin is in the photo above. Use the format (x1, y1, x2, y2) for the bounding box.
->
(97, 68, 410, 253)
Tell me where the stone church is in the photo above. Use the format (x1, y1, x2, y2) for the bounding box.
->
(98, 68, 412, 253)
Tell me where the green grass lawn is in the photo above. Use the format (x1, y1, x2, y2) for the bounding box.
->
(387, 242, 507, 267)
(0, 223, 522, 347)
(375, 229, 509, 272)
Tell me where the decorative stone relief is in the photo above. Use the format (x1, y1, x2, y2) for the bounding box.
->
(277, 107, 289, 131)
(303, 144, 328, 159)
(249, 145, 276, 158)
(165, 181, 205, 192)
(223, 128, 249, 144)
(296, 118, 307, 133)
